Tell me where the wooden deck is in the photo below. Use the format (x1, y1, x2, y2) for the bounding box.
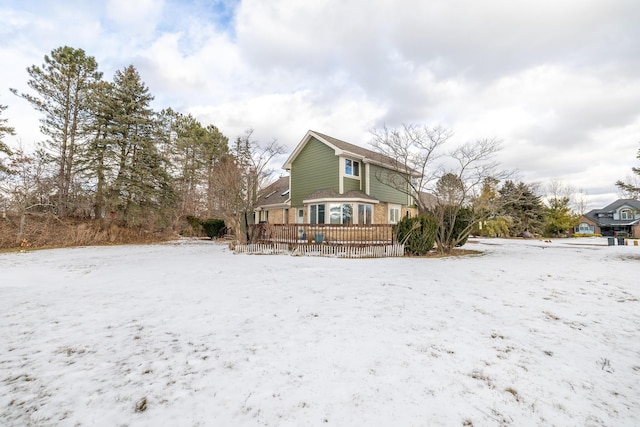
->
(241, 224, 403, 257)
(250, 223, 396, 246)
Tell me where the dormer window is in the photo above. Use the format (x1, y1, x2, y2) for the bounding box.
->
(345, 159, 360, 177)
(620, 208, 634, 220)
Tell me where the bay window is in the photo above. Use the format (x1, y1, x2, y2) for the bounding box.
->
(307, 201, 373, 224)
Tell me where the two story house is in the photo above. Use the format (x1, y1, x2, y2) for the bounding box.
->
(575, 199, 640, 237)
(254, 130, 420, 225)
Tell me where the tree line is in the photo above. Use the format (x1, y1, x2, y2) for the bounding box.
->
(0, 46, 282, 246)
(2, 47, 638, 251)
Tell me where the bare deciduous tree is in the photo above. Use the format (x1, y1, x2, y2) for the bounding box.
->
(371, 123, 509, 253)
(0, 146, 54, 244)
(371, 124, 452, 212)
(211, 129, 284, 244)
(432, 138, 508, 252)
(573, 189, 589, 216)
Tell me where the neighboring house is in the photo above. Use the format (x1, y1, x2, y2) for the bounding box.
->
(254, 130, 420, 225)
(254, 176, 290, 224)
(575, 199, 640, 237)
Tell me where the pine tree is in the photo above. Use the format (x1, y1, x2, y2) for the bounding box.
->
(202, 124, 229, 218)
(499, 181, 545, 236)
(106, 65, 175, 226)
(0, 102, 15, 172)
(82, 80, 117, 219)
(11, 46, 102, 216)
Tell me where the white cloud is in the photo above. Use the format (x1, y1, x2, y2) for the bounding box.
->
(105, 0, 164, 37)
(1, 0, 639, 211)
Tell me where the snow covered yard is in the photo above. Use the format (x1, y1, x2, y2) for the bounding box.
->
(1, 238, 638, 426)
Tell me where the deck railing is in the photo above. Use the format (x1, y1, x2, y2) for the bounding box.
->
(250, 223, 396, 246)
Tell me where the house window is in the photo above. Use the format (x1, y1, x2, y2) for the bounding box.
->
(310, 202, 371, 224)
(345, 159, 360, 177)
(328, 203, 354, 224)
(357, 204, 373, 224)
(309, 204, 326, 224)
(389, 205, 401, 224)
(621, 209, 633, 220)
(342, 204, 353, 224)
(577, 222, 594, 234)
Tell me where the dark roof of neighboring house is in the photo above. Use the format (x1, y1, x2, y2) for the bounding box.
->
(255, 176, 289, 208)
(303, 189, 378, 202)
(599, 199, 640, 212)
(284, 130, 420, 176)
(583, 199, 640, 226)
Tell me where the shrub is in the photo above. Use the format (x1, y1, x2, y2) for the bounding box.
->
(474, 216, 512, 238)
(201, 219, 226, 239)
(394, 214, 438, 256)
(436, 206, 473, 249)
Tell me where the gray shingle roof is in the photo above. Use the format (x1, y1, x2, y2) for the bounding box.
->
(600, 199, 640, 212)
(583, 199, 640, 225)
(303, 189, 377, 202)
(255, 176, 289, 208)
(310, 130, 419, 175)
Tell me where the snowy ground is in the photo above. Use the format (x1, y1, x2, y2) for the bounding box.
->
(1, 238, 639, 426)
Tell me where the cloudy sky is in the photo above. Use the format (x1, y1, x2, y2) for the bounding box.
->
(1, 0, 639, 209)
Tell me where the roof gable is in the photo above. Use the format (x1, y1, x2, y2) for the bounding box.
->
(283, 130, 419, 175)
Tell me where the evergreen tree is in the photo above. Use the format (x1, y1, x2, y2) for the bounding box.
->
(106, 65, 175, 226)
(202, 124, 229, 218)
(155, 110, 229, 220)
(544, 196, 577, 237)
(172, 112, 208, 217)
(0, 102, 15, 173)
(82, 80, 117, 219)
(499, 180, 545, 236)
(11, 46, 102, 216)
(395, 214, 437, 255)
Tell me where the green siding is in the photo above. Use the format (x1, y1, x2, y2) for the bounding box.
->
(361, 167, 367, 193)
(343, 176, 361, 192)
(290, 137, 339, 206)
(369, 164, 410, 205)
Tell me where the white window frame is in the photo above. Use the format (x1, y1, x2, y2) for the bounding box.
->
(357, 203, 373, 225)
(388, 204, 401, 224)
(344, 158, 360, 178)
(306, 202, 373, 224)
(620, 208, 633, 220)
(308, 203, 326, 224)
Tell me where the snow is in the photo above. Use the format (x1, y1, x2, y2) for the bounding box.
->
(1, 238, 639, 426)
